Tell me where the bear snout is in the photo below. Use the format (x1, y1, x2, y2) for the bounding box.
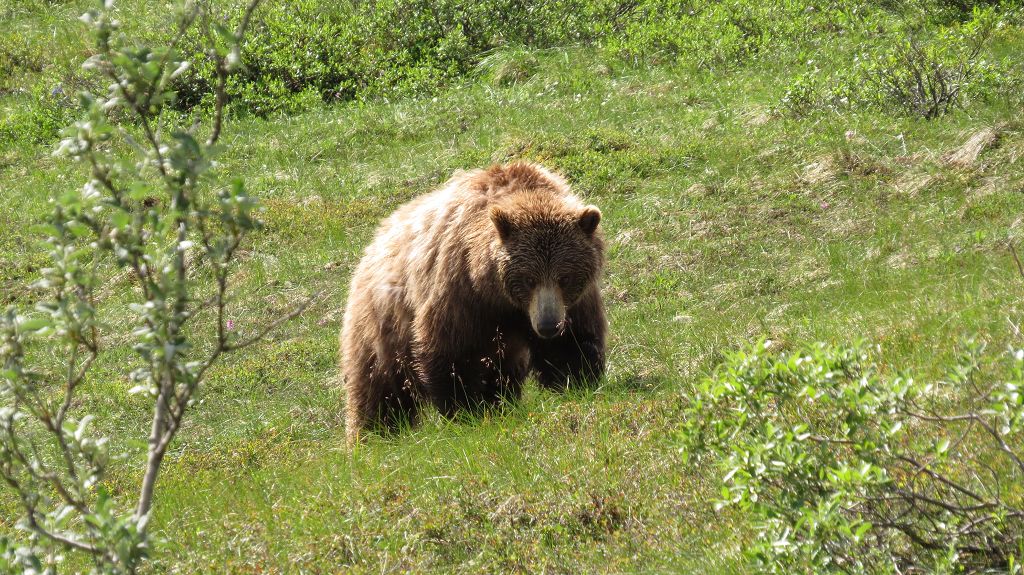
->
(529, 283, 565, 339)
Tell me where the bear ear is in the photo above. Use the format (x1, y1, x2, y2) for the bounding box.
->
(578, 205, 601, 235)
(490, 206, 515, 241)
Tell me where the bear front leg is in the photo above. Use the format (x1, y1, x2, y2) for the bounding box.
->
(416, 350, 523, 416)
(417, 350, 489, 417)
(412, 297, 533, 417)
(415, 330, 530, 417)
(480, 326, 531, 407)
(531, 287, 607, 391)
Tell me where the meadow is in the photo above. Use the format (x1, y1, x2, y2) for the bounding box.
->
(2, 0, 1024, 572)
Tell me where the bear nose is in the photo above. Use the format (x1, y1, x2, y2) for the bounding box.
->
(536, 321, 561, 339)
(529, 283, 565, 339)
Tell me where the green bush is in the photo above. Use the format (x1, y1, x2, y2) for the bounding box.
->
(2, 0, 1020, 144)
(164, 0, 944, 116)
(609, 1, 774, 67)
(170, 0, 624, 116)
(776, 6, 1016, 118)
(682, 339, 1024, 574)
(865, 6, 1002, 118)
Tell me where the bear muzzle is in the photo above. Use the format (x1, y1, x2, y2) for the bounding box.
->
(529, 283, 566, 339)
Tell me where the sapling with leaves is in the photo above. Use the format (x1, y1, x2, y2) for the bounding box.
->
(0, 1, 316, 572)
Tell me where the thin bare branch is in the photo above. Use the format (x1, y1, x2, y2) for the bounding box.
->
(893, 487, 996, 514)
(223, 290, 322, 353)
(894, 453, 990, 505)
(207, 0, 262, 146)
(1009, 241, 1024, 281)
(904, 409, 976, 423)
(26, 513, 102, 556)
(958, 510, 1024, 537)
(972, 416, 1024, 475)
(0, 467, 96, 552)
(140, 5, 200, 113)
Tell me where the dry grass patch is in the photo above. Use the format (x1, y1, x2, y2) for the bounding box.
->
(942, 125, 1002, 168)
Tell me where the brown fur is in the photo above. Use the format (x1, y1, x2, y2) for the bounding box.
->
(339, 162, 607, 443)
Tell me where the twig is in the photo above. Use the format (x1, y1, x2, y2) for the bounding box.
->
(972, 416, 1024, 475)
(140, 6, 199, 114)
(958, 510, 1024, 537)
(1009, 241, 1024, 281)
(894, 453, 991, 504)
(223, 290, 322, 352)
(207, 0, 262, 146)
(0, 471, 98, 555)
(26, 513, 101, 555)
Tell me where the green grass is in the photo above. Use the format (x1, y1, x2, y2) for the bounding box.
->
(3, 3, 1024, 573)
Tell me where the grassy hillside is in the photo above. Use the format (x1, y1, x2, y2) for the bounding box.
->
(2, 1, 1024, 573)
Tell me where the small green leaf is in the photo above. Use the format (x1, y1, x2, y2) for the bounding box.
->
(16, 317, 53, 332)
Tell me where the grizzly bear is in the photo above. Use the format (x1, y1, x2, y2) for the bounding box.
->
(339, 162, 607, 443)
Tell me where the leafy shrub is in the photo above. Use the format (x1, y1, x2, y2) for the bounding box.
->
(474, 45, 540, 87)
(169, 0, 624, 115)
(776, 7, 1014, 119)
(3, 0, 1020, 144)
(608, 1, 771, 67)
(0, 36, 43, 92)
(778, 69, 827, 118)
(865, 7, 1001, 118)
(162, 0, 917, 116)
(682, 339, 1024, 574)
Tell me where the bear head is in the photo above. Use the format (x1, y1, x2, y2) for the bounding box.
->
(489, 191, 603, 339)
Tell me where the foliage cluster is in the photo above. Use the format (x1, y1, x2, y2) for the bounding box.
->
(682, 340, 1024, 574)
(5, 0, 1022, 147)
(778, 5, 1020, 118)
(179, 0, 1014, 115)
(175, 0, 620, 115)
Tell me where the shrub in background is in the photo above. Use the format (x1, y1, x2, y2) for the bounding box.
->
(168, 0, 624, 116)
(777, 6, 1013, 119)
(169, 0, 983, 117)
(0, 84, 79, 146)
(866, 6, 1001, 118)
(4, 0, 1021, 133)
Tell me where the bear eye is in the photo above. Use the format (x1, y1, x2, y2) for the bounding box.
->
(512, 276, 536, 295)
